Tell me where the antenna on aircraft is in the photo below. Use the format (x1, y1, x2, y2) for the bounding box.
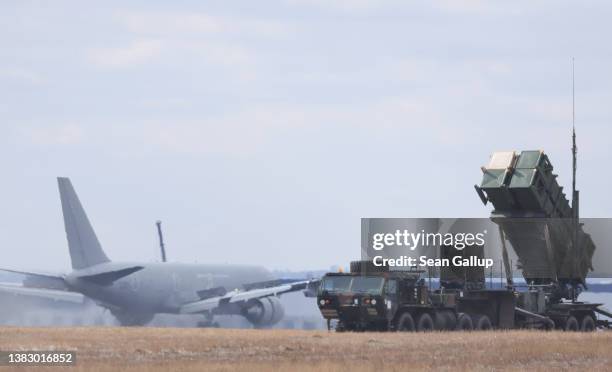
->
(156, 220, 167, 263)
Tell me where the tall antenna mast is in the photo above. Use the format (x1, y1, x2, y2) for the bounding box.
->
(571, 57, 578, 219)
(571, 58, 580, 293)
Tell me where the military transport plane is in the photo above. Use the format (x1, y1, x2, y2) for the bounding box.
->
(0, 178, 316, 327)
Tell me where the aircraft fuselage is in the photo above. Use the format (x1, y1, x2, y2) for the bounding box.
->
(64, 262, 273, 314)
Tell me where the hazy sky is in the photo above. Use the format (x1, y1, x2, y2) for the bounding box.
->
(2, 1, 611, 272)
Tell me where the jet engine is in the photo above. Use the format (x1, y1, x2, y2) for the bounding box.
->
(242, 296, 285, 327)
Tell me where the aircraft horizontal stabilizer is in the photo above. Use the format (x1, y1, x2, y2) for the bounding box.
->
(0, 268, 68, 290)
(0, 283, 85, 304)
(77, 266, 144, 286)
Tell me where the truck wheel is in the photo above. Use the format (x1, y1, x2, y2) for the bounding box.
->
(396, 312, 415, 332)
(435, 310, 457, 330)
(564, 316, 579, 331)
(543, 318, 555, 331)
(416, 313, 435, 332)
(473, 314, 492, 330)
(443, 311, 457, 330)
(456, 313, 473, 331)
(580, 315, 595, 332)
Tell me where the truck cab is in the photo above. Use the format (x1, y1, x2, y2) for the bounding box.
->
(317, 264, 447, 331)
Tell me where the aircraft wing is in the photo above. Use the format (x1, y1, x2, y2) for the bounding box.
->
(0, 282, 85, 304)
(179, 279, 317, 314)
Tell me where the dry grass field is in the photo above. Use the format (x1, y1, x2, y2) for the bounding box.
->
(0, 327, 611, 371)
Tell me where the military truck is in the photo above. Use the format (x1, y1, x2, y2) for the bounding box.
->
(317, 147, 612, 332)
(317, 260, 515, 332)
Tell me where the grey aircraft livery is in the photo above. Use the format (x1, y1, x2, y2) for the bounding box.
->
(0, 178, 316, 327)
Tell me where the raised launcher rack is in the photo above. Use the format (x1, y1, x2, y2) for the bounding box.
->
(474, 150, 595, 295)
(476, 150, 571, 217)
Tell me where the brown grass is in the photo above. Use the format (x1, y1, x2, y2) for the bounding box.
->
(0, 327, 611, 371)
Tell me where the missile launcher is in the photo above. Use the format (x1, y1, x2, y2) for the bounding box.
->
(476, 150, 594, 292)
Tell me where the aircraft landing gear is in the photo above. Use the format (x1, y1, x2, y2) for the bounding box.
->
(197, 312, 219, 328)
(111, 310, 154, 326)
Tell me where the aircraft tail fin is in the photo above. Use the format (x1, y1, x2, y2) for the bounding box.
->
(58, 177, 110, 269)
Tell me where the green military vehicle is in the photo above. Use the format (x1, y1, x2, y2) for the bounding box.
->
(318, 145, 612, 332)
(317, 260, 514, 332)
